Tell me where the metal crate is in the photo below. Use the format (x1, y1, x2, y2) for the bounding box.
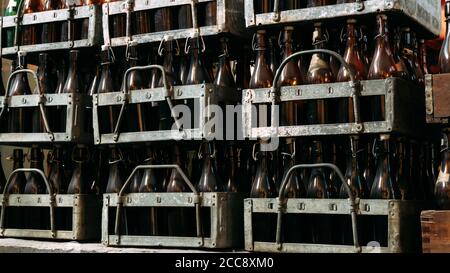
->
(244, 163, 423, 253)
(425, 74, 450, 125)
(0, 168, 101, 241)
(0, 4, 102, 57)
(102, 164, 244, 249)
(242, 49, 425, 139)
(92, 65, 238, 145)
(244, 0, 440, 37)
(0, 69, 92, 145)
(102, 0, 245, 47)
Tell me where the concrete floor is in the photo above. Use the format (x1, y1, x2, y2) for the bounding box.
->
(0, 238, 238, 253)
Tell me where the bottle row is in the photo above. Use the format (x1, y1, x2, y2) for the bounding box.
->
(254, 0, 362, 14)
(2, 0, 217, 47)
(1, 133, 448, 206)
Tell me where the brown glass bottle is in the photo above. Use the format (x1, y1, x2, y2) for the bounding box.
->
(8, 54, 32, 133)
(6, 149, 26, 194)
(67, 145, 89, 194)
(214, 38, 236, 88)
(132, 8, 150, 35)
(307, 0, 335, 7)
(196, 142, 223, 192)
(337, 19, 368, 123)
(250, 149, 277, 242)
(157, 40, 180, 131)
(280, 141, 307, 243)
(33, 53, 54, 133)
(435, 134, 450, 209)
(21, 0, 43, 45)
(363, 138, 376, 190)
(307, 141, 333, 244)
(123, 42, 146, 133)
(48, 146, 67, 194)
(370, 135, 401, 246)
(167, 144, 193, 237)
(412, 32, 425, 85)
(392, 28, 410, 81)
(41, 0, 63, 43)
(24, 147, 48, 229)
(395, 139, 413, 200)
(439, 0, 450, 73)
(5, 149, 26, 228)
(250, 30, 274, 89)
(224, 145, 240, 193)
(186, 37, 212, 85)
(279, 26, 303, 126)
(307, 23, 333, 125)
(0, 153, 6, 193)
(97, 46, 118, 134)
(368, 15, 397, 122)
(399, 27, 419, 82)
(0, 62, 5, 96)
(139, 146, 161, 236)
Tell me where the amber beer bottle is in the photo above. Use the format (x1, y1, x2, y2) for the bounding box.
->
(123, 42, 145, 133)
(196, 142, 223, 237)
(0, 153, 6, 192)
(21, 0, 43, 45)
(439, 0, 450, 73)
(279, 26, 303, 126)
(97, 46, 118, 134)
(370, 135, 401, 246)
(307, 23, 334, 125)
(185, 35, 211, 129)
(224, 145, 240, 193)
(139, 146, 161, 236)
(48, 146, 68, 194)
(435, 134, 450, 209)
(8, 53, 32, 133)
(110, 0, 126, 38)
(0, 62, 5, 96)
(24, 147, 49, 229)
(392, 28, 410, 81)
(254, 0, 273, 14)
(5, 149, 27, 228)
(167, 145, 192, 237)
(367, 15, 397, 122)
(41, 0, 63, 43)
(280, 141, 307, 243)
(250, 30, 274, 127)
(395, 139, 413, 200)
(337, 19, 368, 123)
(214, 38, 236, 88)
(67, 145, 89, 194)
(34, 53, 56, 133)
(157, 40, 180, 131)
(307, 141, 333, 244)
(105, 146, 128, 234)
(340, 136, 368, 245)
(250, 148, 277, 242)
(399, 27, 420, 82)
(60, 50, 83, 132)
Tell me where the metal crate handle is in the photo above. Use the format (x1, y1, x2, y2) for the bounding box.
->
(1, 68, 55, 141)
(112, 64, 184, 142)
(0, 168, 56, 238)
(269, 49, 363, 138)
(276, 163, 360, 252)
(114, 164, 203, 243)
